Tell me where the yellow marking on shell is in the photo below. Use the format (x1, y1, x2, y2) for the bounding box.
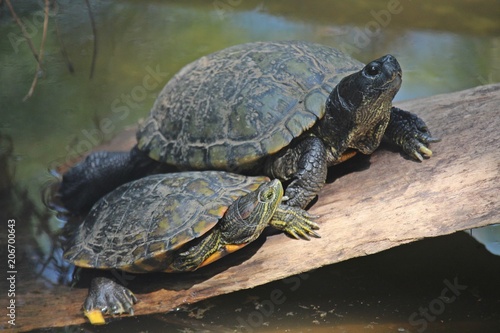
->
(191, 220, 215, 236)
(157, 217, 169, 231)
(187, 147, 207, 168)
(131, 244, 147, 258)
(304, 91, 327, 118)
(169, 235, 186, 247)
(208, 145, 230, 169)
(260, 132, 291, 156)
(132, 261, 156, 272)
(339, 150, 357, 163)
(84, 309, 106, 325)
(232, 143, 262, 165)
(73, 258, 93, 269)
(137, 136, 147, 152)
(207, 206, 228, 219)
(254, 176, 271, 182)
(186, 178, 211, 193)
(147, 140, 162, 162)
(148, 242, 165, 253)
(199, 244, 248, 268)
(163, 267, 175, 273)
(125, 250, 169, 273)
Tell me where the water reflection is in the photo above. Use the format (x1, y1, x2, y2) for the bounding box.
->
(0, 133, 72, 287)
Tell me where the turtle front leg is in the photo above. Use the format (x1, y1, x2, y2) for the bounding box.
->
(265, 136, 328, 209)
(170, 230, 232, 272)
(384, 107, 440, 161)
(271, 205, 320, 240)
(83, 277, 137, 324)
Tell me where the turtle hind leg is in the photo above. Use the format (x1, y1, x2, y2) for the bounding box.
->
(384, 107, 440, 161)
(83, 277, 137, 324)
(59, 145, 158, 213)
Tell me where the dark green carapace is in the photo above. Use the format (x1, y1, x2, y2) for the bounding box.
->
(60, 41, 439, 212)
(64, 171, 319, 322)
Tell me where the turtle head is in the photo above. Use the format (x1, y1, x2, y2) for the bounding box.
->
(257, 179, 283, 205)
(346, 54, 402, 101)
(322, 54, 402, 155)
(241, 179, 283, 226)
(333, 54, 402, 116)
(221, 179, 283, 243)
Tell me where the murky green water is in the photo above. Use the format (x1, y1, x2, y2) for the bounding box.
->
(1, 0, 499, 332)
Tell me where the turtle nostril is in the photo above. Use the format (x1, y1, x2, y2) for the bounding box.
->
(382, 54, 395, 63)
(380, 54, 401, 74)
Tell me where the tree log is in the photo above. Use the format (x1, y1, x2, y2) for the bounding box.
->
(8, 84, 500, 332)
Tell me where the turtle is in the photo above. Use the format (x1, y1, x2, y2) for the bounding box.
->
(63, 171, 319, 323)
(59, 40, 439, 213)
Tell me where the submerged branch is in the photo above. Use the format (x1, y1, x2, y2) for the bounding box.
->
(5, 0, 41, 64)
(84, 0, 98, 79)
(23, 0, 50, 101)
(53, 0, 75, 74)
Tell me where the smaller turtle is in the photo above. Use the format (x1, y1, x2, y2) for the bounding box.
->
(64, 171, 319, 323)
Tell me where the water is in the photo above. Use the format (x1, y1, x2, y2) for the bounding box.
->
(1, 0, 499, 331)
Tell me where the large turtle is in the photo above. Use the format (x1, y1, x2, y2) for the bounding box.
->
(60, 41, 439, 212)
(64, 171, 319, 323)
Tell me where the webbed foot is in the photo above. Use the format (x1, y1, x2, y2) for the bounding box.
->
(271, 204, 320, 240)
(385, 107, 440, 161)
(83, 277, 137, 324)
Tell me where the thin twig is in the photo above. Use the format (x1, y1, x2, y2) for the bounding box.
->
(52, 0, 75, 74)
(5, 0, 41, 64)
(23, 0, 50, 101)
(83, 0, 97, 79)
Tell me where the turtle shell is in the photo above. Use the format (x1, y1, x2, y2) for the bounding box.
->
(137, 41, 363, 171)
(64, 171, 269, 273)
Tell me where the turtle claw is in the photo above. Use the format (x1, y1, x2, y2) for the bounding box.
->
(286, 229, 301, 240)
(272, 205, 321, 240)
(419, 145, 433, 158)
(307, 229, 321, 239)
(412, 151, 424, 162)
(410, 141, 436, 161)
(426, 136, 441, 143)
(291, 227, 311, 240)
(285, 224, 321, 240)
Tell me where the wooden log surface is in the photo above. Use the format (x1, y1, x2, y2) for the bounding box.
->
(8, 84, 500, 332)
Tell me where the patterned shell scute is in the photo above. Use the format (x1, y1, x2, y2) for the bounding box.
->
(137, 41, 363, 170)
(64, 171, 269, 271)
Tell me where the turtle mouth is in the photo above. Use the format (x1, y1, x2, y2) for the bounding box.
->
(377, 71, 402, 91)
(391, 71, 402, 86)
(388, 69, 402, 83)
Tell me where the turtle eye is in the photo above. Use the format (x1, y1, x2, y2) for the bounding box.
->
(364, 63, 380, 77)
(259, 188, 275, 202)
